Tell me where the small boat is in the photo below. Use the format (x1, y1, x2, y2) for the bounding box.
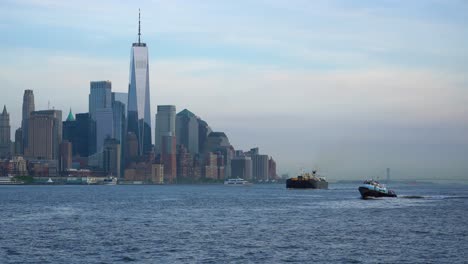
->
(102, 176, 117, 185)
(358, 179, 397, 199)
(224, 178, 251, 186)
(47, 178, 54, 184)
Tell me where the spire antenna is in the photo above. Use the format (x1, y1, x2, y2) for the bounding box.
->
(138, 9, 141, 44)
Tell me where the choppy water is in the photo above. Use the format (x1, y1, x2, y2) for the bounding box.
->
(1, 183, 467, 263)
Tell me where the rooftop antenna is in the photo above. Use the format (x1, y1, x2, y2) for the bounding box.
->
(138, 9, 141, 44)
(48, 101, 50, 110)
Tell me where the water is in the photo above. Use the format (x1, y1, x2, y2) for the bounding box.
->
(1, 183, 467, 263)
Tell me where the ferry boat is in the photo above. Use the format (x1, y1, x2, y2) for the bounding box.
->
(358, 179, 397, 199)
(224, 178, 251, 186)
(286, 171, 328, 189)
(0, 176, 23, 185)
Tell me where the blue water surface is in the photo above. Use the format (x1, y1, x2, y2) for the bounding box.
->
(0, 183, 467, 263)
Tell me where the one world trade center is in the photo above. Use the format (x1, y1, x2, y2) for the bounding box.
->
(128, 10, 152, 155)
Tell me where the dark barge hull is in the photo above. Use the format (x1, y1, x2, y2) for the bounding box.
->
(286, 179, 328, 189)
(359, 187, 397, 199)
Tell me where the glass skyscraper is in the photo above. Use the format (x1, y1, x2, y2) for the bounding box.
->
(127, 10, 151, 155)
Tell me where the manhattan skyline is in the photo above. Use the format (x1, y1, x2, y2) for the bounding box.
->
(0, 1, 467, 180)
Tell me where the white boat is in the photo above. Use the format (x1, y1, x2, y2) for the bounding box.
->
(224, 178, 251, 186)
(102, 176, 117, 185)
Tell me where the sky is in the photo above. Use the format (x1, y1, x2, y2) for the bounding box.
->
(0, 0, 467, 180)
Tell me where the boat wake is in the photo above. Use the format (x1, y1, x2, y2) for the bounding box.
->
(399, 195, 426, 199)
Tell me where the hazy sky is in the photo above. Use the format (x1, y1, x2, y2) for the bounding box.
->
(0, 0, 467, 180)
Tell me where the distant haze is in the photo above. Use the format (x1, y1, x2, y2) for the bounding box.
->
(0, 0, 467, 180)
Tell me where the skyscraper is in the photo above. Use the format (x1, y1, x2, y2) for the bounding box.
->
(128, 10, 151, 156)
(95, 108, 113, 152)
(89, 81, 112, 120)
(231, 156, 252, 180)
(26, 110, 62, 160)
(161, 133, 176, 183)
(176, 109, 199, 155)
(22, 90, 35, 154)
(112, 92, 127, 145)
(103, 137, 121, 178)
(155, 105, 176, 154)
(252, 154, 269, 181)
(60, 140, 72, 172)
(0, 106, 11, 158)
(14, 128, 22, 156)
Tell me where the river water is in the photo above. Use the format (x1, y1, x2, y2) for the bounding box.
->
(1, 183, 467, 263)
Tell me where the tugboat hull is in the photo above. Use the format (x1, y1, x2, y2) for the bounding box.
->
(359, 187, 397, 199)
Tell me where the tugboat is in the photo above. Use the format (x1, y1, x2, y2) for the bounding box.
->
(286, 170, 328, 189)
(358, 179, 397, 199)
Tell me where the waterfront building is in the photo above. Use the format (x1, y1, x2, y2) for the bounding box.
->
(127, 10, 152, 156)
(203, 152, 218, 180)
(95, 108, 113, 152)
(268, 157, 278, 180)
(126, 132, 139, 164)
(103, 137, 121, 178)
(204, 132, 234, 177)
(161, 133, 176, 183)
(176, 145, 193, 180)
(252, 153, 269, 181)
(198, 119, 212, 154)
(0, 159, 14, 176)
(89, 81, 112, 120)
(14, 128, 22, 156)
(155, 105, 176, 154)
(64, 113, 95, 157)
(112, 93, 127, 176)
(231, 156, 253, 180)
(12, 156, 27, 176)
(78, 113, 95, 157)
(62, 109, 77, 153)
(22, 90, 35, 154)
(176, 109, 199, 155)
(112, 92, 127, 147)
(27, 159, 58, 177)
(60, 140, 72, 172)
(26, 110, 62, 160)
(217, 153, 225, 179)
(0, 106, 11, 158)
(151, 164, 164, 184)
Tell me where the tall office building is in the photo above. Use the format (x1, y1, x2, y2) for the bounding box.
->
(127, 10, 151, 156)
(26, 110, 62, 160)
(89, 81, 112, 120)
(161, 133, 176, 183)
(155, 105, 176, 154)
(63, 113, 95, 157)
(252, 154, 269, 181)
(176, 109, 199, 155)
(14, 128, 22, 156)
(103, 137, 121, 178)
(231, 156, 252, 180)
(60, 140, 72, 172)
(198, 119, 212, 154)
(89, 81, 112, 155)
(95, 108, 113, 152)
(22, 90, 35, 154)
(268, 157, 278, 180)
(0, 106, 11, 158)
(112, 92, 127, 145)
